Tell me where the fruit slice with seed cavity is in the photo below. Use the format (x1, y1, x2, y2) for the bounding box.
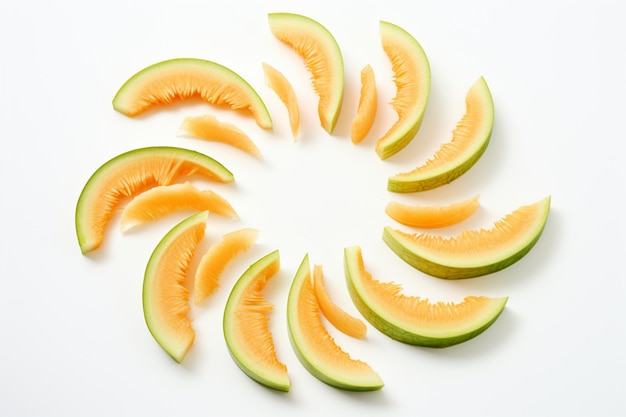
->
(344, 245, 508, 347)
(287, 254, 383, 391)
(112, 58, 272, 129)
(383, 196, 551, 279)
(75, 146, 233, 254)
(120, 182, 238, 232)
(313, 264, 367, 339)
(268, 12, 344, 134)
(178, 115, 262, 158)
(194, 228, 260, 306)
(388, 76, 494, 192)
(223, 250, 290, 391)
(143, 211, 208, 363)
(385, 195, 480, 228)
(376, 21, 431, 159)
(262, 62, 300, 140)
(351, 64, 377, 144)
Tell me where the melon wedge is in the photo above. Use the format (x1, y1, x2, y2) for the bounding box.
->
(143, 211, 208, 363)
(287, 254, 383, 391)
(344, 246, 508, 347)
(223, 250, 290, 391)
(351, 64, 377, 144)
(75, 146, 233, 254)
(385, 195, 480, 228)
(388, 76, 494, 192)
(268, 12, 344, 134)
(376, 21, 431, 159)
(112, 58, 272, 129)
(383, 196, 551, 279)
(262, 62, 300, 140)
(178, 115, 262, 158)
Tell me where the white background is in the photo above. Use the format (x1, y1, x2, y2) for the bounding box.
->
(1, 1, 624, 416)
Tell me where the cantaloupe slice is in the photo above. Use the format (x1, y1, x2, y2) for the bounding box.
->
(388, 76, 494, 192)
(287, 254, 383, 391)
(75, 146, 233, 254)
(385, 195, 480, 228)
(223, 250, 290, 391)
(344, 245, 508, 347)
(268, 12, 344, 134)
(120, 182, 238, 232)
(313, 264, 367, 339)
(177, 115, 263, 158)
(112, 58, 272, 130)
(383, 196, 551, 279)
(376, 21, 431, 159)
(262, 62, 300, 140)
(143, 211, 208, 363)
(350, 64, 377, 144)
(194, 228, 260, 306)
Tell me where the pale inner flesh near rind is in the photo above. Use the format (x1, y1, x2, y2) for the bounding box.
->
(388, 76, 494, 192)
(75, 146, 233, 254)
(112, 58, 272, 129)
(383, 196, 551, 278)
(344, 246, 508, 347)
(223, 250, 290, 392)
(287, 254, 383, 391)
(142, 211, 208, 363)
(268, 12, 344, 134)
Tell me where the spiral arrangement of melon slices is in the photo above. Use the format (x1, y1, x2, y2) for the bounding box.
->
(75, 12, 550, 392)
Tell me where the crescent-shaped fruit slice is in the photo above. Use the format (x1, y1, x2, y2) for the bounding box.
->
(351, 64, 377, 144)
(344, 246, 508, 347)
(385, 195, 480, 228)
(112, 58, 272, 129)
(75, 146, 233, 254)
(143, 211, 208, 363)
(287, 254, 383, 391)
(376, 21, 431, 160)
(383, 196, 551, 279)
(223, 250, 290, 391)
(388, 76, 494, 192)
(262, 62, 300, 140)
(268, 12, 344, 134)
(120, 182, 238, 233)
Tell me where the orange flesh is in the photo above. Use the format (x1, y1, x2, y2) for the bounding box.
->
(351, 64, 377, 144)
(313, 265, 367, 339)
(194, 228, 259, 305)
(262, 63, 300, 140)
(178, 115, 262, 158)
(385, 195, 480, 228)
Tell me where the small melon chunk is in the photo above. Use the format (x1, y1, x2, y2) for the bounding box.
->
(262, 62, 300, 140)
(385, 195, 480, 228)
(351, 64, 377, 144)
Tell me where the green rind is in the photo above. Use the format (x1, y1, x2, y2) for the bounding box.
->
(344, 246, 508, 347)
(222, 250, 290, 392)
(75, 146, 233, 254)
(382, 196, 551, 279)
(287, 254, 384, 391)
(143, 211, 208, 363)
(112, 58, 272, 129)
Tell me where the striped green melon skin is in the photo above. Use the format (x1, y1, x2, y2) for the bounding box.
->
(344, 246, 508, 347)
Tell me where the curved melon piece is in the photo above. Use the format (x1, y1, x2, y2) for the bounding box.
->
(223, 250, 290, 391)
(388, 76, 494, 192)
(262, 62, 300, 140)
(287, 254, 383, 391)
(344, 246, 508, 347)
(143, 211, 208, 363)
(351, 64, 377, 144)
(268, 12, 344, 134)
(383, 196, 551, 279)
(120, 182, 237, 232)
(178, 115, 262, 158)
(385, 195, 480, 228)
(313, 264, 367, 339)
(75, 146, 233, 254)
(376, 21, 431, 159)
(112, 58, 272, 129)
(194, 228, 260, 306)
